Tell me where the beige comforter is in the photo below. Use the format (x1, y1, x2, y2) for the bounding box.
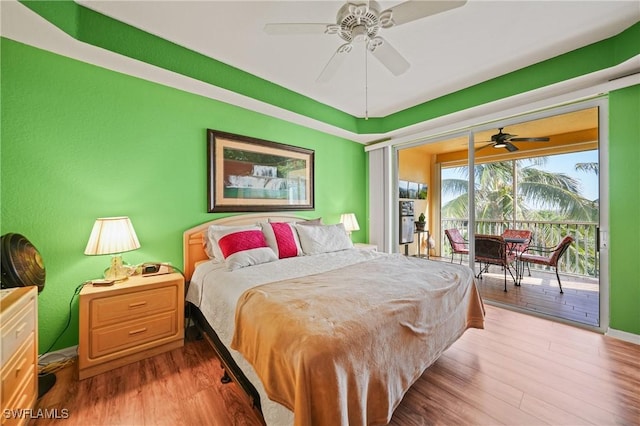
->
(231, 254, 484, 426)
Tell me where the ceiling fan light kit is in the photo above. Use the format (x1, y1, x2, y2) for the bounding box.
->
(265, 1, 468, 119)
(479, 127, 551, 153)
(265, 0, 468, 84)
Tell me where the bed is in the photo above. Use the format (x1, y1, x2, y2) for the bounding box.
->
(183, 213, 484, 426)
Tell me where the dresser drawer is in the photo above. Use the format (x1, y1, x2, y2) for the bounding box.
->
(1, 370, 36, 426)
(89, 311, 178, 359)
(90, 285, 178, 327)
(1, 299, 36, 366)
(1, 336, 36, 406)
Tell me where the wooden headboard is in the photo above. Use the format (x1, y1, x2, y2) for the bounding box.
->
(182, 213, 310, 282)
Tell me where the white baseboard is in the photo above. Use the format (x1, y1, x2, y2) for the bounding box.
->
(38, 345, 78, 365)
(605, 328, 640, 345)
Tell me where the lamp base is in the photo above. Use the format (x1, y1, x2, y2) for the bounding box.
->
(104, 255, 130, 281)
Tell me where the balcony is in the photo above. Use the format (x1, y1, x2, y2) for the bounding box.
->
(438, 218, 600, 327)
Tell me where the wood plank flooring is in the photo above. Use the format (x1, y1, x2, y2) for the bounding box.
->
(31, 305, 639, 426)
(431, 256, 600, 327)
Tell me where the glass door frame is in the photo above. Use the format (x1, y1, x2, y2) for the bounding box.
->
(392, 97, 609, 332)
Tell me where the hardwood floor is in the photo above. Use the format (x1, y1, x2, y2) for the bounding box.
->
(31, 305, 639, 426)
(30, 334, 264, 426)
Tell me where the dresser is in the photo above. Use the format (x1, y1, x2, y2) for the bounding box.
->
(1, 287, 38, 426)
(77, 273, 184, 380)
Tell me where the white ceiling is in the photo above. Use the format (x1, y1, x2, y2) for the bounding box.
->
(1, 0, 638, 145)
(75, 0, 640, 119)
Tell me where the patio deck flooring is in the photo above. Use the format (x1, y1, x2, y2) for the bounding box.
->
(429, 256, 600, 327)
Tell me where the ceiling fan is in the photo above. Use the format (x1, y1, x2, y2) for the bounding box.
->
(264, 1, 467, 83)
(477, 128, 550, 152)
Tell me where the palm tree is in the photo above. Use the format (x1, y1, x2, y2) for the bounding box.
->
(442, 158, 597, 222)
(441, 156, 598, 275)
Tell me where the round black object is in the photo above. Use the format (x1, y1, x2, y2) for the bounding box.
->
(1, 233, 46, 292)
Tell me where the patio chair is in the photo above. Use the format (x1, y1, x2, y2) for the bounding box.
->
(502, 228, 533, 279)
(519, 235, 574, 294)
(444, 228, 469, 264)
(474, 234, 517, 292)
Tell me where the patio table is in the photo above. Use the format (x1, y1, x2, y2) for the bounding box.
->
(504, 236, 528, 286)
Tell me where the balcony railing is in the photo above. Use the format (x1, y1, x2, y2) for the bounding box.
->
(441, 218, 599, 278)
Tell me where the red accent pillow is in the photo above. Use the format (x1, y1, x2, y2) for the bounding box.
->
(261, 222, 302, 259)
(211, 227, 277, 270)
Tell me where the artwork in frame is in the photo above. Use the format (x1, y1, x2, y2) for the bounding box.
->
(418, 184, 428, 200)
(399, 180, 409, 199)
(207, 129, 314, 212)
(407, 182, 419, 199)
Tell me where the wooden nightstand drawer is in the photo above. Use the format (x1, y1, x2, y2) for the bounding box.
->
(78, 273, 184, 380)
(90, 311, 178, 358)
(91, 285, 177, 327)
(1, 336, 36, 404)
(1, 297, 36, 366)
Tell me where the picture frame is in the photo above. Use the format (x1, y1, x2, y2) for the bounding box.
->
(407, 182, 419, 199)
(207, 129, 314, 213)
(418, 183, 428, 199)
(398, 180, 409, 199)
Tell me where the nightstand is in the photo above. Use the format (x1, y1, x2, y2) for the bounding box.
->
(1, 287, 38, 426)
(354, 243, 378, 251)
(78, 273, 184, 380)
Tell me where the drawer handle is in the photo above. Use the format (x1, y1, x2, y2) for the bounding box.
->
(128, 327, 147, 335)
(128, 301, 147, 308)
(15, 357, 27, 374)
(15, 322, 27, 336)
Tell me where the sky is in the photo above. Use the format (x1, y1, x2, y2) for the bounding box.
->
(441, 149, 599, 205)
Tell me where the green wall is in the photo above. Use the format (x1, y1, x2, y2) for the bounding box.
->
(2, 24, 639, 354)
(18, 1, 640, 135)
(609, 85, 640, 335)
(0, 39, 368, 353)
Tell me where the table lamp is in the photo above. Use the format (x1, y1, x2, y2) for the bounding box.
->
(84, 217, 140, 281)
(340, 213, 360, 239)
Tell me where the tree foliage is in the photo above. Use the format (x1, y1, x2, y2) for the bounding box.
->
(442, 158, 598, 222)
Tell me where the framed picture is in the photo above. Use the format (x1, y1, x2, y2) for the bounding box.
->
(207, 130, 314, 212)
(408, 182, 419, 199)
(398, 180, 409, 199)
(418, 183, 428, 199)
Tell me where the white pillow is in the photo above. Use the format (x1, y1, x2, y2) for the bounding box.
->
(206, 224, 256, 260)
(294, 223, 353, 255)
(211, 226, 277, 270)
(260, 222, 303, 259)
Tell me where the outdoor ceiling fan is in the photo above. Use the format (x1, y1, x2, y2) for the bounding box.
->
(264, 0, 467, 83)
(477, 128, 550, 152)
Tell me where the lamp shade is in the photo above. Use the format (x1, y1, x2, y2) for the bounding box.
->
(340, 213, 360, 233)
(84, 217, 140, 256)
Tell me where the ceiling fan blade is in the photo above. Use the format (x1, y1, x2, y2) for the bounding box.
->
(317, 43, 353, 83)
(504, 142, 519, 152)
(510, 137, 550, 142)
(264, 23, 333, 35)
(382, 0, 467, 28)
(475, 143, 494, 153)
(367, 37, 410, 76)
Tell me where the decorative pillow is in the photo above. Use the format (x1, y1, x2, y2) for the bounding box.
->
(296, 217, 323, 226)
(206, 224, 257, 260)
(211, 227, 277, 270)
(294, 223, 353, 255)
(261, 222, 303, 259)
